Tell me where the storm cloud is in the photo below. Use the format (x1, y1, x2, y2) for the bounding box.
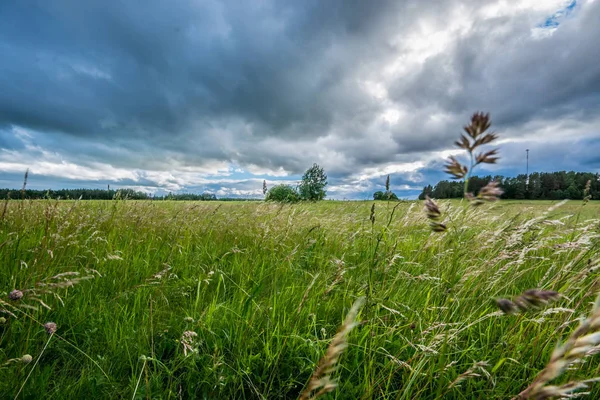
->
(0, 0, 598, 198)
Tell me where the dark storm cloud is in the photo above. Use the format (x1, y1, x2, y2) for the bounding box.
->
(0, 1, 389, 139)
(0, 0, 599, 197)
(0, 1, 479, 160)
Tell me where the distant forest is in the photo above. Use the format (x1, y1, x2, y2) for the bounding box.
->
(419, 171, 599, 200)
(0, 188, 226, 201)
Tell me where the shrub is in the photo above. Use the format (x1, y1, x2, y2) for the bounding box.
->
(265, 184, 300, 203)
(374, 191, 398, 200)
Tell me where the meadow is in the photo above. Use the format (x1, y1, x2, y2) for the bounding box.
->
(1, 198, 599, 399)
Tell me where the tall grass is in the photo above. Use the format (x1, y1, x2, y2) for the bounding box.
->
(0, 198, 599, 398)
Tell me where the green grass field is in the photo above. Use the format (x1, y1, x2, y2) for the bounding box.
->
(1, 199, 599, 399)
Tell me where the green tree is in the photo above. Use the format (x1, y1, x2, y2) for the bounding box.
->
(566, 183, 581, 199)
(265, 184, 300, 203)
(298, 164, 328, 201)
(418, 185, 433, 200)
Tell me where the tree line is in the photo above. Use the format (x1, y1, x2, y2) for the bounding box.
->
(0, 188, 219, 201)
(419, 171, 599, 200)
(1, 163, 329, 203)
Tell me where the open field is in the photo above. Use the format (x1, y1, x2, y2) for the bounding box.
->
(1, 199, 600, 399)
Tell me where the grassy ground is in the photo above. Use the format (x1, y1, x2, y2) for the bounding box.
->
(1, 199, 599, 399)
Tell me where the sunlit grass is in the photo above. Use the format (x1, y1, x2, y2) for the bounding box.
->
(1, 199, 599, 398)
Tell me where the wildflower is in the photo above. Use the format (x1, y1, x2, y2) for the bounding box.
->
(9, 290, 23, 301)
(44, 322, 57, 334)
(181, 330, 199, 356)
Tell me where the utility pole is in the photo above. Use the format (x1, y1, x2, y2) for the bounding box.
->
(526, 149, 530, 187)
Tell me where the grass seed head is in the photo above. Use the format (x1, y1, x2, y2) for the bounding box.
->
(444, 156, 468, 180)
(448, 361, 490, 389)
(475, 149, 499, 165)
(424, 196, 447, 232)
(478, 181, 504, 202)
(424, 196, 441, 219)
(584, 180, 592, 205)
(299, 297, 365, 400)
(496, 298, 519, 314)
(496, 289, 560, 314)
(430, 222, 448, 232)
(514, 292, 600, 399)
(444, 112, 502, 200)
(464, 112, 491, 139)
(369, 203, 375, 225)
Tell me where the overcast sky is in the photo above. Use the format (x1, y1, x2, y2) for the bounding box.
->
(1, 0, 598, 199)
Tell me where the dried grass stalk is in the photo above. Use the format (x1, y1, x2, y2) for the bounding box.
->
(514, 293, 600, 399)
(299, 297, 365, 400)
(448, 361, 490, 388)
(583, 180, 592, 205)
(324, 260, 346, 296)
